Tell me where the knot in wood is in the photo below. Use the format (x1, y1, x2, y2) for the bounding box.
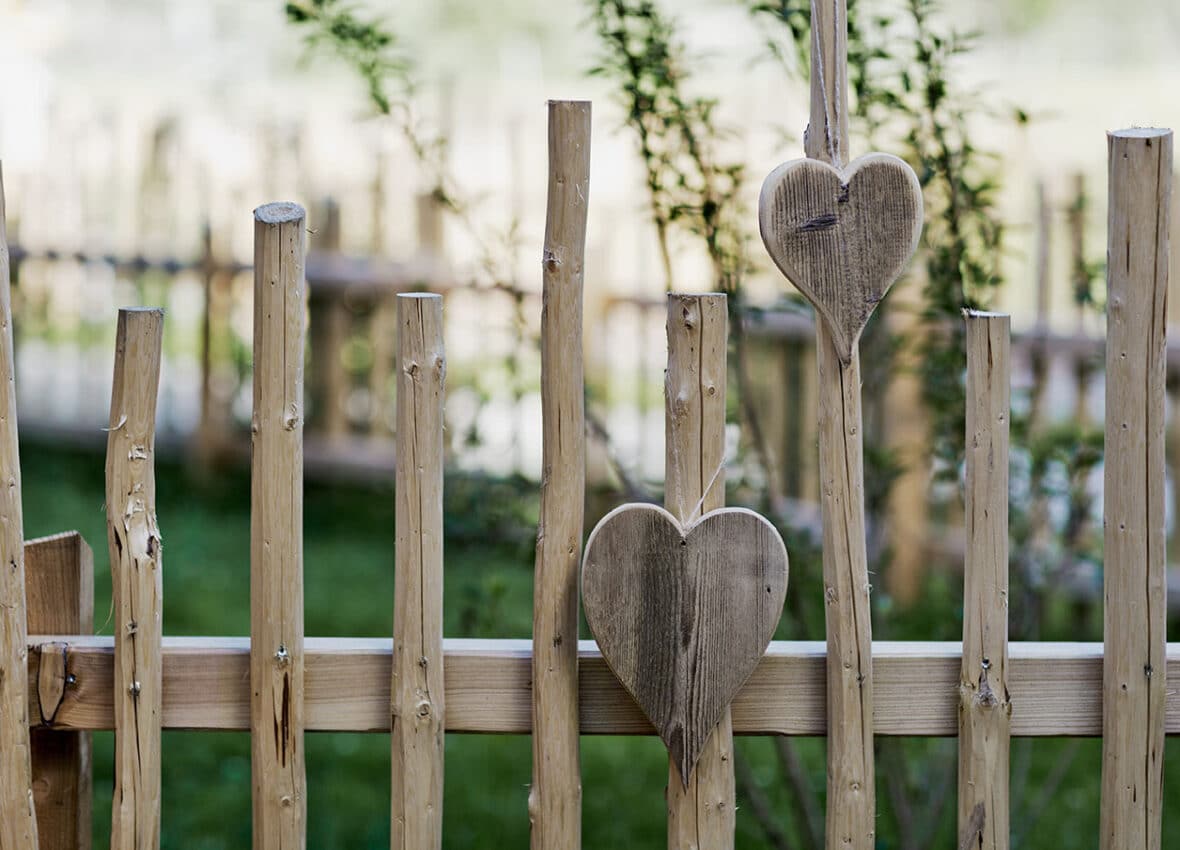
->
(274, 645, 290, 666)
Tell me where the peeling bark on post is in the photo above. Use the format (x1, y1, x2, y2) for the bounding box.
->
(106, 308, 165, 850)
(664, 293, 733, 850)
(250, 202, 307, 850)
(959, 311, 1011, 850)
(391, 294, 445, 849)
(1100, 128, 1171, 850)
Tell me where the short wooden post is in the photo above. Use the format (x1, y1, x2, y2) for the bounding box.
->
(664, 293, 732, 849)
(0, 162, 40, 850)
(529, 99, 590, 850)
(958, 311, 1011, 850)
(250, 202, 308, 850)
(27, 532, 95, 850)
(106, 308, 165, 850)
(391, 294, 445, 849)
(1099, 128, 1171, 850)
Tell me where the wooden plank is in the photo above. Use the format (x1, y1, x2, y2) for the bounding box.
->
(250, 202, 308, 850)
(664, 294, 733, 849)
(391, 294, 445, 849)
(27, 532, 94, 850)
(106, 309, 165, 850)
(0, 162, 40, 850)
(23, 637, 1180, 736)
(529, 98, 591, 850)
(958, 311, 1011, 850)
(1100, 128, 1171, 850)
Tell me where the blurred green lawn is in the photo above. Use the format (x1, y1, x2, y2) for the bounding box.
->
(17, 441, 1173, 849)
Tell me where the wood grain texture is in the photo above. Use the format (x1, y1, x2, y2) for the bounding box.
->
(663, 293, 734, 849)
(0, 162, 39, 850)
(583, 504, 787, 786)
(250, 202, 307, 850)
(959, 311, 1010, 850)
(391, 294, 445, 850)
(529, 99, 590, 850)
(759, 154, 923, 364)
(106, 308, 164, 850)
(1100, 128, 1171, 850)
(27, 532, 94, 850)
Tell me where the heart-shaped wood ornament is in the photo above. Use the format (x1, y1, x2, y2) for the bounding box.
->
(582, 504, 788, 786)
(758, 153, 923, 363)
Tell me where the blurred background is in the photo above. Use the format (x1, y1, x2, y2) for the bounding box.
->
(2, 0, 1179, 847)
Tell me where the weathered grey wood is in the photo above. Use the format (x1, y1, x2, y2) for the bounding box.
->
(1100, 127, 1171, 850)
(582, 504, 787, 786)
(758, 154, 923, 365)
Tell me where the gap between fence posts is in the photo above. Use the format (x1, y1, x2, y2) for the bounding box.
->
(958, 311, 1011, 850)
(0, 161, 40, 850)
(106, 308, 165, 850)
(529, 99, 590, 850)
(664, 293, 732, 849)
(1099, 128, 1171, 850)
(250, 202, 308, 850)
(391, 294, 445, 849)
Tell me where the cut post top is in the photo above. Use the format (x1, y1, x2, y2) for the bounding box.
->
(397, 292, 442, 300)
(1109, 127, 1172, 139)
(254, 202, 306, 224)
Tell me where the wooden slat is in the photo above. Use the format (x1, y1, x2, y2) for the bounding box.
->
(391, 294, 445, 848)
(106, 309, 165, 850)
(529, 99, 590, 850)
(958, 312, 1011, 850)
(27, 532, 94, 850)
(1100, 128, 1171, 850)
(250, 202, 308, 850)
(0, 162, 40, 850)
(664, 293, 733, 848)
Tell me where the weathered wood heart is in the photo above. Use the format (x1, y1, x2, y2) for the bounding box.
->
(758, 153, 923, 363)
(582, 504, 788, 786)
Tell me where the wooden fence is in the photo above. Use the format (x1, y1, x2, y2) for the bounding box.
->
(0, 111, 1175, 850)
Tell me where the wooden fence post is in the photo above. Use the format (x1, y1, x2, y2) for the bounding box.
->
(0, 161, 40, 850)
(1099, 128, 1171, 850)
(251, 202, 308, 850)
(664, 293, 732, 849)
(27, 532, 94, 850)
(529, 99, 591, 850)
(958, 311, 1011, 850)
(106, 308, 165, 850)
(391, 294, 445, 849)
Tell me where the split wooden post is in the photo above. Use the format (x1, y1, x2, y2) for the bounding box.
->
(0, 162, 40, 850)
(1099, 128, 1171, 850)
(27, 532, 95, 850)
(106, 308, 165, 850)
(251, 202, 308, 850)
(808, 3, 875, 846)
(958, 311, 1011, 850)
(529, 100, 590, 850)
(391, 294, 445, 849)
(664, 293, 732, 849)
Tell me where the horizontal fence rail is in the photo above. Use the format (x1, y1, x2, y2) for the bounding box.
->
(22, 636, 1180, 736)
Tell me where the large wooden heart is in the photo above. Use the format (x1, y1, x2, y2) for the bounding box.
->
(582, 504, 788, 786)
(758, 153, 923, 363)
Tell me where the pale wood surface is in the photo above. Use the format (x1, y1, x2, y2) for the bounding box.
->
(583, 504, 786, 785)
(959, 311, 1011, 850)
(530, 99, 590, 850)
(22, 637, 1180, 736)
(0, 163, 40, 850)
(391, 294, 445, 850)
(759, 154, 923, 363)
(663, 294, 734, 849)
(251, 202, 307, 850)
(27, 532, 94, 850)
(1100, 128, 1171, 850)
(106, 308, 165, 850)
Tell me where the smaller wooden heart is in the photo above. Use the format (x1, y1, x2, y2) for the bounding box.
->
(582, 504, 788, 786)
(758, 153, 923, 363)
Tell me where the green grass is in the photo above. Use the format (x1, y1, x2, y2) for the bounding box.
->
(17, 441, 1177, 848)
